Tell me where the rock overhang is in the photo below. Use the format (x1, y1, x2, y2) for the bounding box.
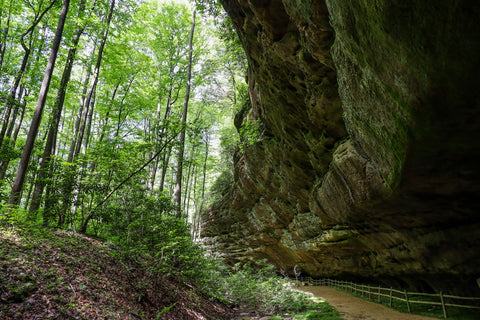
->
(202, 0, 480, 295)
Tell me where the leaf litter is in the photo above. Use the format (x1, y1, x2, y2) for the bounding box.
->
(0, 227, 233, 319)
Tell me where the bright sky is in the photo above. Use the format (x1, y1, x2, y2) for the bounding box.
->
(156, 0, 191, 5)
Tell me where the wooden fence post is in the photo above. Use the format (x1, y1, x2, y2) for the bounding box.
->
(440, 291, 448, 319)
(389, 287, 393, 308)
(378, 285, 381, 302)
(404, 290, 411, 313)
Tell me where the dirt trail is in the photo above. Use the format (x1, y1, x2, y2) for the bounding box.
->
(296, 286, 439, 320)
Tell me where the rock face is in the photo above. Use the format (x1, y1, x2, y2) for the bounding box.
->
(202, 0, 480, 294)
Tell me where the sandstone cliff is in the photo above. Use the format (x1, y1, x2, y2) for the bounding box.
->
(202, 0, 480, 294)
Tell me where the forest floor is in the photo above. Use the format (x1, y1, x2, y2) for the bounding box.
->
(295, 286, 439, 320)
(1, 225, 452, 320)
(0, 226, 233, 320)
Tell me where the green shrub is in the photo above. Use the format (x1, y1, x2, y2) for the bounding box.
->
(199, 259, 311, 314)
(104, 212, 209, 283)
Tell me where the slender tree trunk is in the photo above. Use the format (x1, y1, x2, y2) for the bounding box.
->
(11, 97, 26, 144)
(185, 161, 196, 217)
(8, 0, 70, 206)
(99, 82, 120, 142)
(149, 94, 163, 189)
(157, 80, 177, 192)
(0, 21, 49, 177)
(29, 0, 86, 215)
(150, 155, 159, 190)
(0, 86, 26, 180)
(0, 96, 27, 179)
(191, 171, 198, 235)
(159, 145, 172, 192)
(0, 0, 13, 70)
(74, 0, 115, 158)
(0, 0, 56, 150)
(193, 136, 208, 240)
(60, 0, 114, 225)
(58, 64, 91, 225)
(68, 65, 92, 162)
(173, 10, 196, 217)
(182, 143, 196, 213)
(84, 90, 96, 150)
(113, 74, 135, 141)
(23, 167, 37, 210)
(63, 0, 115, 228)
(115, 105, 123, 139)
(3, 85, 25, 140)
(0, 50, 30, 149)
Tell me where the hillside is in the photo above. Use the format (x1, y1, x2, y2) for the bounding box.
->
(0, 226, 232, 319)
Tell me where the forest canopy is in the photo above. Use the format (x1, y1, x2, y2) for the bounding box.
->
(0, 0, 248, 238)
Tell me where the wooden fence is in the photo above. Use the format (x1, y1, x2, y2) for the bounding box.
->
(297, 277, 480, 319)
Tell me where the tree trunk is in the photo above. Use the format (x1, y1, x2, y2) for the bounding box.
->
(99, 82, 120, 142)
(83, 90, 96, 150)
(0, 0, 13, 70)
(184, 160, 196, 217)
(29, 0, 86, 215)
(0, 21, 50, 177)
(173, 10, 196, 217)
(0, 0, 56, 150)
(157, 79, 177, 192)
(60, 0, 115, 225)
(0, 50, 30, 149)
(159, 145, 172, 192)
(182, 143, 196, 213)
(149, 80, 165, 189)
(193, 136, 208, 240)
(74, 0, 115, 158)
(8, 0, 70, 206)
(68, 63, 92, 162)
(0, 86, 26, 180)
(11, 96, 26, 144)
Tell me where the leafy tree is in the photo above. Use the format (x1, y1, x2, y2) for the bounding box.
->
(29, 0, 88, 217)
(174, 10, 196, 217)
(8, 0, 70, 206)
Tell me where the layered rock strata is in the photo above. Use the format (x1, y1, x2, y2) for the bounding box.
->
(202, 0, 480, 294)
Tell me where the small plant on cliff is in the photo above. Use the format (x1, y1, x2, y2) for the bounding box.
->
(239, 119, 263, 151)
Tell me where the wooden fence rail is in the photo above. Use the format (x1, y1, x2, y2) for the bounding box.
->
(296, 277, 480, 319)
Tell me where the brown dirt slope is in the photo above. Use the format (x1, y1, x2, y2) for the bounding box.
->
(0, 227, 232, 320)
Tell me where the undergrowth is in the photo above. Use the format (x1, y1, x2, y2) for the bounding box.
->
(0, 220, 342, 319)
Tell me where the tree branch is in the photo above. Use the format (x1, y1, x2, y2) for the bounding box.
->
(92, 133, 179, 212)
(21, 0, 58, 52)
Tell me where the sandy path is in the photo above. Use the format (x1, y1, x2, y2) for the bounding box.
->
(296, 286, 439, 320)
